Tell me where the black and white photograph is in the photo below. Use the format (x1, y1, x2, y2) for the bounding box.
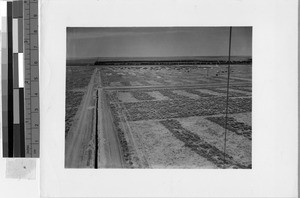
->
(65, 27, 252, 169)
(0, 0, 298, 197)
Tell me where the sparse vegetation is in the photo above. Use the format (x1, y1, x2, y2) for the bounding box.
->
(66, 63, 252, 168)
(206, 116, 252, 140)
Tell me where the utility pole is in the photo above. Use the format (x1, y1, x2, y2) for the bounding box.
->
(223, 26, 232, 166)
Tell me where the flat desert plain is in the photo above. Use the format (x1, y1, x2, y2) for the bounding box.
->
(65, 63, 252, 169)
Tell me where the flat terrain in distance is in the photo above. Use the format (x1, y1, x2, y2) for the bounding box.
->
(65, 62, 252, 169)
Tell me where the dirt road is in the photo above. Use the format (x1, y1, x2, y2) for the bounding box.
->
(65, 70, 97, 168)
(97, 71, 124, 168)
(104, 82, 251, 91)
(65, 69, 124, 168)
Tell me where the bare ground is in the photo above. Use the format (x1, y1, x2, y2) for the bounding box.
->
(147, 91, 169, 100)
(117, 92, 139, 103)
(65, 70, 97, 168)
(178, 115, 251, 167)
(128, 120, 217, 168)
(172, 90, 200, 100)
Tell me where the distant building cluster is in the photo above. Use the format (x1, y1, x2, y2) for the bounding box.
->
(94, 59, 252, 66)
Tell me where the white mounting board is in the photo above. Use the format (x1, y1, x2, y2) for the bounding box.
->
(39, 0, 298, 197)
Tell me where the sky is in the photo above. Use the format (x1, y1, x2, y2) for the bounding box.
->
(67, 27, 252, 60)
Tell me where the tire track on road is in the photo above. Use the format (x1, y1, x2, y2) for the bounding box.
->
(97, 70, 125, 168)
